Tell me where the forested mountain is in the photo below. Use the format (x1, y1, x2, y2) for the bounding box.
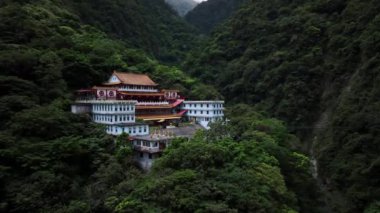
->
(0, 0, 319, 212)
(61, 0, 200, 63)
(1, 0, 379, 212)
(185, 0, 247, 33)
(184, 0, 380, 212)
(165, 0, 198, 16)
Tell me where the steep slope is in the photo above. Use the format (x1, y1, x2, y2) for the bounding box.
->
(184, 0, 380, 212)
(0, 1, 220, 211)
(185, 0, 247, 33)
(0, 0, 219, 126)
(59, 0, 198, 63)
(165, 0, 198, 16)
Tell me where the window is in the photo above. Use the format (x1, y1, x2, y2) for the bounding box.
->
(201, 104, 203, 107)
(139, 127, 142, 133)
(148, 154, 152, 159)
(207, 111, 209, 114)
(201, 111, 203, 114)
(207, 104, 209, 108)
(140, 152, 144, 158)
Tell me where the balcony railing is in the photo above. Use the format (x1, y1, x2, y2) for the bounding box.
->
(75, 99, 137, 104)
(118, 88, 159, 92)
(134, 145, 162, 153)
(136, 101, 170, 106)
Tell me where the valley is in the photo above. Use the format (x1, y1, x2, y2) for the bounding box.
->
(0, 0, 379, 212)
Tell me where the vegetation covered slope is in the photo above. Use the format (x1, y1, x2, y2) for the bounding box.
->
(185, 0, 247, 33)
(61, 0, 199, 63)
(0, 0, 217, 212)
(0, 0, 319, 212)
(165, 0, 198, 17)
(100, 106, 320, 212)
(0, 0, 219, 110)
(0, 102, 319, 212)
(184, 0, 380, 212)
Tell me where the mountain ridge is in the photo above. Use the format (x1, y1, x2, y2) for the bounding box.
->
(185, 0, 248, 33)
(165, 0, 198, 16)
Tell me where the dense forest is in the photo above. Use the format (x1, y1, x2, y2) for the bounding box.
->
(0, 1, 220, 211)
(1, 0, 379, 212)
(184, 0, 380, 212)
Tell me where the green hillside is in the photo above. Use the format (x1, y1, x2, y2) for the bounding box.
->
(184, 0, 380, 212)
(1, 0, 379, 212)
(0, 0, 318, 212)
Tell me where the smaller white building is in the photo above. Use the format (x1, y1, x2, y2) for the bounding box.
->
(181, 101, 225, 129)
(72, 100, 149, 136)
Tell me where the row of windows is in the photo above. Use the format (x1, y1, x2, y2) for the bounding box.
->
(93, 114, 135, 123)
(93, 104, 134, 112)
(188, 110, 223, 115)
(196, 117, 222, 122)
(184, 103, 223, 108)
(133, 140, 159, 147)
(107, 125, 148, 134)
(120, 85, 156, 90)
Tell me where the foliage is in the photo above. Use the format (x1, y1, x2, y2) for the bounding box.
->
(0, 0, 220, 112)
(0, 1, 219, 212)
(184, 0, 380, 212)
(0, 101, 120, 212)
(114, 105, 319, 212)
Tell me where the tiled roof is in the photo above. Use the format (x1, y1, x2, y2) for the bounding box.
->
(113, 71, 158, 86)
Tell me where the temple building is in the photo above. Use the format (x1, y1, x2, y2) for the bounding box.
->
(71, 71, 224, 169)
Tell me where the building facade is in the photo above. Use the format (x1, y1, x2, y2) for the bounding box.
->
(181, 101, 225, 129)
(71, 71, 225, 169)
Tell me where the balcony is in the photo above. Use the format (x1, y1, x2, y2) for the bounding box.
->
(134, 145, 162, 153)
(136, 101, 170, 106)
(75, 99, 137, 104)
(118, 88, 159, 92)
